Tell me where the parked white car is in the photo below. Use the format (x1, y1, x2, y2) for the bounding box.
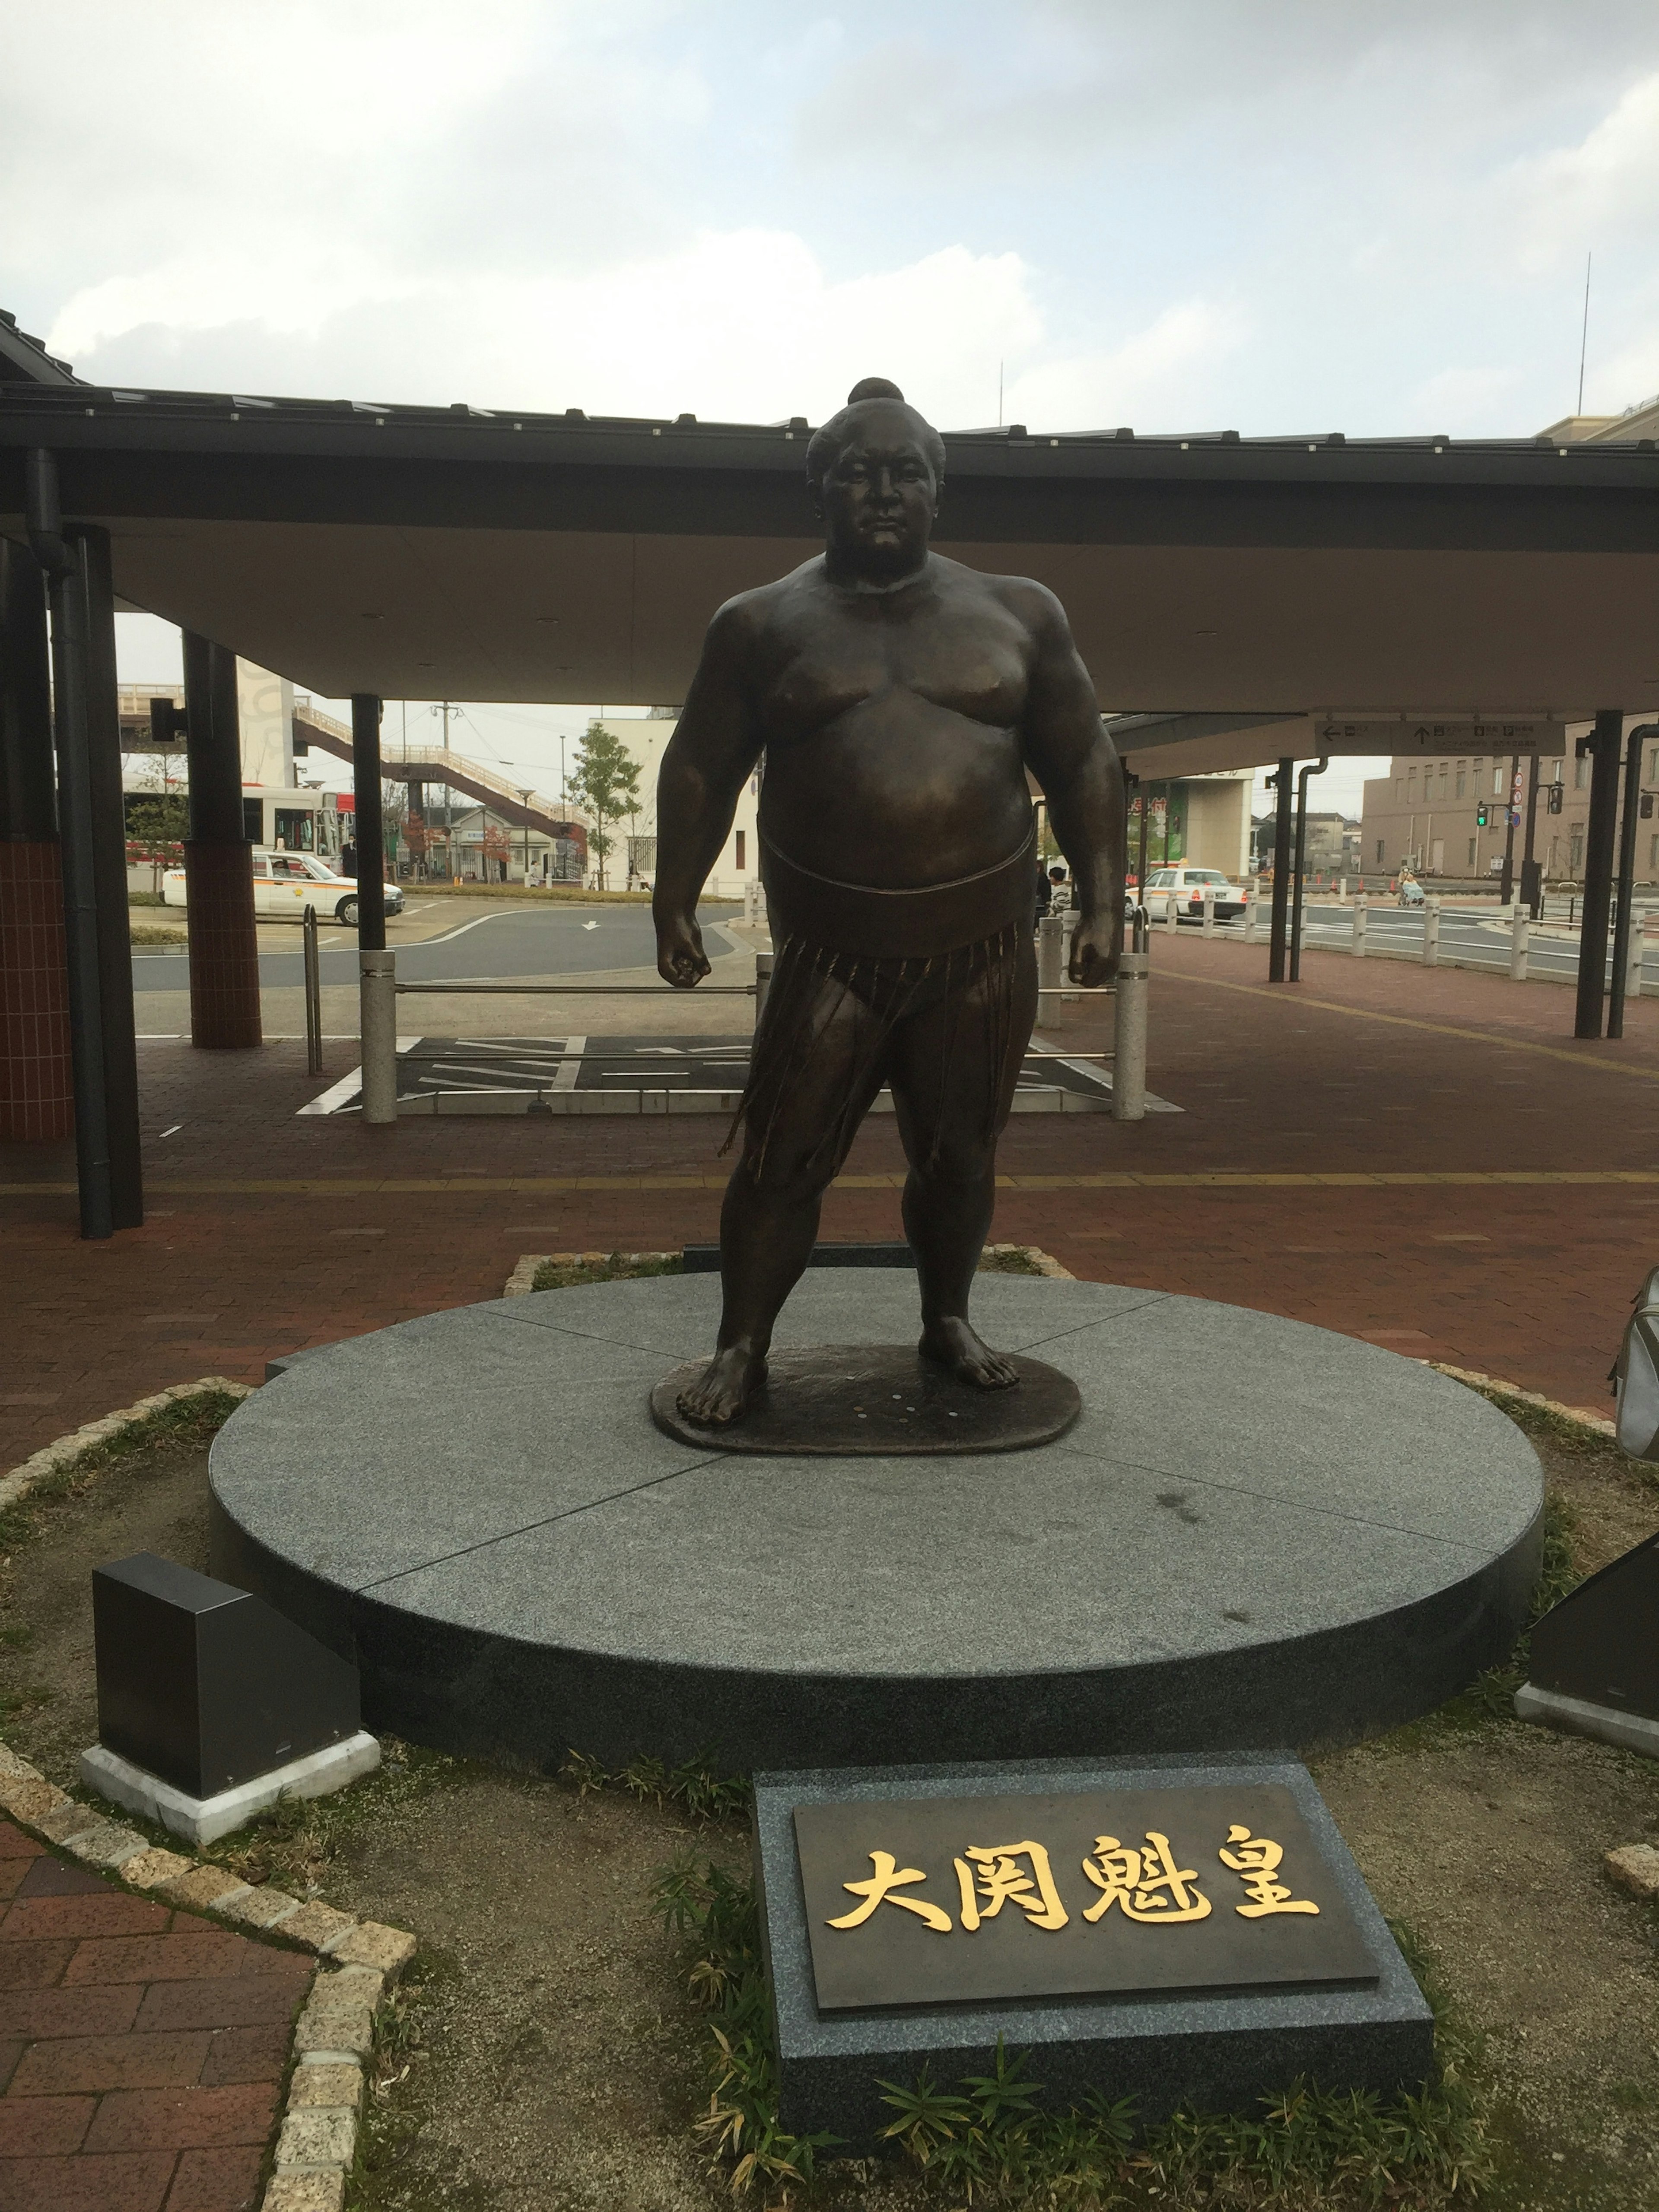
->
(162, 849, 404, 925)
(1143, 866, 1249, 921)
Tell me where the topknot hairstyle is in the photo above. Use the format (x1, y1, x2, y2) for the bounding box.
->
(806, 378, 947, 489)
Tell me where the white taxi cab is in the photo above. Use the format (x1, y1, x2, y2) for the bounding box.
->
(162, 850, 405, 925)
(1144, 866, 1248, 921)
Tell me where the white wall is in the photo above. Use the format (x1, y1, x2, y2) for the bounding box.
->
(238, 661, 295, 788)
(598, 718, 759, 898)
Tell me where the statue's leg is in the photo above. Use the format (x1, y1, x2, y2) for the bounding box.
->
(676, 962, 890, 1424)
(887, 934, 1038, 1388)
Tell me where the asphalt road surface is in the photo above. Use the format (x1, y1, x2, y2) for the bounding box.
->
(1181, 901, 1656, 984)
(131, 903, 741, 996)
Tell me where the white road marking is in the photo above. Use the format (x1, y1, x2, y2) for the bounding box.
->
(551, 1035, 586, 1091)
(581, 921, 600, 931)
(158, 1124, 183, 1138)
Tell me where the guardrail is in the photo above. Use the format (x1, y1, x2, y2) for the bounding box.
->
(354, 941, 1150, 1125)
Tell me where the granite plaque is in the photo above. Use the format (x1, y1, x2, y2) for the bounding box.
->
(795, 1782, 1376, 2012)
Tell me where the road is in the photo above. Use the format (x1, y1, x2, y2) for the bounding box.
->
(131, 902, 742, 996)
(1175, 901, 1656, 985)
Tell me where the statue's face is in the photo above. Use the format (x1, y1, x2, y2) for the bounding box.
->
(814, 406, 939, 576)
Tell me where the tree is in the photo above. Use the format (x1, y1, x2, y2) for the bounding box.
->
(565, 722, 642, 890)
(125, 791, 190, 892)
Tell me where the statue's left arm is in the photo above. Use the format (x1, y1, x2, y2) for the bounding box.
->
(1017, 587, 1124, 986)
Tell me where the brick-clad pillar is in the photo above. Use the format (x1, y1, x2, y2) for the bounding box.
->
(0, 538, 73, 1141)
(182, 633, 261, 1047)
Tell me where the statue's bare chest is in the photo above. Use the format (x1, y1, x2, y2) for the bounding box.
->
(759, 589, 1030, 740)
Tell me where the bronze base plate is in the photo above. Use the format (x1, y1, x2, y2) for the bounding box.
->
(650, 1344, 1082, 1455)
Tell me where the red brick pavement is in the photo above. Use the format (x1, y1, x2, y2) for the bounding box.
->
(2, 933, 1656, 1466)
(0, 1819, 311, 2211)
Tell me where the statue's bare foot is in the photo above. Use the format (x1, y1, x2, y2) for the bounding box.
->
(676, 1344, 767, 1425)
(920, 1317, 1020, 1389)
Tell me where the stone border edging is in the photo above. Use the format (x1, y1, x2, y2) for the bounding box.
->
(1430, 1360, 1616, 1438)
(0, 1374, 254, 1500)
(503, 1244, 1075, 1297)
(0, 1375, 418, 2211)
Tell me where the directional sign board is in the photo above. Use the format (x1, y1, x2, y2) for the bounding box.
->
(1314, 717, 1568, 755)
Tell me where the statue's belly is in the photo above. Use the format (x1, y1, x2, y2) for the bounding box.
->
(761, 697, 1032, 890)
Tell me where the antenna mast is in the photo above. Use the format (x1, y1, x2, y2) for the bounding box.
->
(1577, 251, 1592, 415)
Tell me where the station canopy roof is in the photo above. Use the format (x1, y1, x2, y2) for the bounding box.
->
(3, 346, 1658, 781)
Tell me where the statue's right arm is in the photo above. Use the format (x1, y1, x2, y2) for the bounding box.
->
(652, 598, 766, 988)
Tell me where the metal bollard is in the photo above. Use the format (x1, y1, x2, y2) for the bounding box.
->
(1037, 913, 1065, 1017)
(1352, 894, 1368, 958)
(1421, 896, 1440, 967)
(754, 949, 774, 1030)
(1112, 952, 1148, 1122)
(302, 905, 323, 1075)
(1201, 888, 1216, 937)
(359, 948, 398, 1125)
(1164, 890, 1178, 934)
(1243, 892, 1258, 944)
(1509, 906, 1529, 982)
(1628, 922, 1644, 1004)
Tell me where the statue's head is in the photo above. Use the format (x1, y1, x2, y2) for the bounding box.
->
(807, 378, 944, 578)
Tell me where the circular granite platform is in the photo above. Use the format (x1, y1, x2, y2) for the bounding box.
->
(209, 1274, 1544, 1773)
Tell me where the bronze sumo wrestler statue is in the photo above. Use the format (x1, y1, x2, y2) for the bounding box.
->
(653, 378, 1124, 1426)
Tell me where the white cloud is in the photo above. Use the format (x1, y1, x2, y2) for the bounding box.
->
(1005, 303, 1249, 433)
(60, 230, 1046, 428)
(1502, 70, 1659, 274)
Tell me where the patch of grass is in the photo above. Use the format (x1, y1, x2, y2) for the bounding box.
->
(0, 1389, 244, 1555)
(655, 1862, 1491, 2206)
(216, 1738, 460, 1897)
(350, 1948, 490, 2212)
(564, 1746, 750, 1824)
(978, 1246, 1047, 1277)
(529, 1250, 683, 1292)
(128, 925, 188, 947)
(128, 890, 166, 907)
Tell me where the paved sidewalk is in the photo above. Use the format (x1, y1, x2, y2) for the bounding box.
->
(3, 930, 1655, 1467)
(0, 1818, 311, 2211)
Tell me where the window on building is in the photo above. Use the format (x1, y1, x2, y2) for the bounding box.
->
(1455, 764, 1466, 797)
(1651, 833, 1659, 874)
(1376, 838, 1386, 862)
(1493, 765, 1505, 796)
(1408, 770, 1418, 800)
(735, 830, 747, 870)
(1467, 838, 1477, 867)
(1649, 745, 1659, 784)
(1437, 765, 1449, 798)
(1575, 755, 1588, 788)
(1570, 829, 1585, 873)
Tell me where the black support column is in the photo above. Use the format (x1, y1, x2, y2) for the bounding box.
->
(351, 695, 386, 949)
(26, 450, 142, 1235)
(181, 634, 261, 1046)
(78, 525, 142, 1225)
(1267, 758, 1294, 982)
(0, 537, 73, 1141)
(1574, 709, 1624, 1040)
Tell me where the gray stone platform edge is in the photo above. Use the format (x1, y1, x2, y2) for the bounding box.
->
(753, 1754, 1434, 2151)
(1514, 1682, 1659, 1759)
(81, 1731, 381, 1847)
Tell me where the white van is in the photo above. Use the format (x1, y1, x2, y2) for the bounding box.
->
(162, 850, 404, 925)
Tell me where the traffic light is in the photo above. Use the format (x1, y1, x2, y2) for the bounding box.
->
(1547, 784, 1564, 815)
(1475, 801, 1489, 826)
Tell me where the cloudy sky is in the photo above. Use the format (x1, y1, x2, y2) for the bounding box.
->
(7, 1, 1659, 809)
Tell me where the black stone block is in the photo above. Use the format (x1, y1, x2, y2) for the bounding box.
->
(1529, 1533, 1659, 1718)
(92, 1552, 361, 1798)
(754, 1755, 1434, 2151)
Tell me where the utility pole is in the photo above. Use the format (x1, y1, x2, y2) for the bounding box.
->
(1499, 753, 1519, 905)
(1521, 754, 1543, 916)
